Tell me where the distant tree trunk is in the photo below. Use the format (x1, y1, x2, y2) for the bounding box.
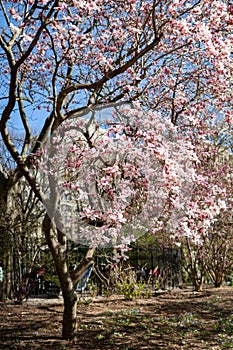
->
(43, 214, 94, 340)
(214, 276, 224, 288)
(209, 267, 225, 288)
(207, 243, 229, 289)
(192, 274, 205, 292)
(0, 171, 13, 300)
(3, 251, 13, 299)
(182, 240, 207, 292)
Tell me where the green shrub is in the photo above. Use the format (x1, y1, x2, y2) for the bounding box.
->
(117, 281, 146, 300)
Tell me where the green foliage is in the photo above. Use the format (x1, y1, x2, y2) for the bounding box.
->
(77, 297, 93, 305)
(89, 282, 98, 297)
(216, 314, 233, 335)
(116, 281, 148, 300)
(227, 271, 233, 286)
(114, 265, 154, 300)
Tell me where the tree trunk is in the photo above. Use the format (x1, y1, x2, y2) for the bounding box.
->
(43, 214, 94, 340)
(4, 251, 13, 299)
(214, 273, 224, 288)
(193, 274, 205, 292)
(62, 287, 78, 340)
(193, 281, 203, 292)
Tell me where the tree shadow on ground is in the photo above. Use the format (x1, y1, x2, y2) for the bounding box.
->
(0, 287, 232, 349)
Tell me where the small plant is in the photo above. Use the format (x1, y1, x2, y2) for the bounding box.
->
(182, 313, 195, 324)
(89, 282, 98, 297)
(59, 344, 69, 350)
(227, 272, 233, 286)
(216, 314, 233, 334)
(80, 323, 88, 330)
(116, 267, 148, 300)
(96, 333, 105, 340)
(117, 281, 145, 300)
(78, 297, 93, 305)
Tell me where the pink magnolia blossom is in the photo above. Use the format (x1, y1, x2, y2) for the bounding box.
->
(2, 0, 233, 250)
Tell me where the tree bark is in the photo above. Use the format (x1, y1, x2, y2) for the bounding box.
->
(214, 273, 224, 288)
(192, 273, 205, 292)
(4, 251, 13, 299)
(62, 285, 78, 340)
(43, 214, 94, 340)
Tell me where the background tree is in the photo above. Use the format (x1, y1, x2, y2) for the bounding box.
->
(0, 168, 46, 301)
(176, 120, 233, 291)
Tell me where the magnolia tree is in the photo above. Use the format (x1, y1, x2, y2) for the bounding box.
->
(1, 0, 233, 340)
(36, 104, 196, 251)
(174, 120, 233, 291)
(206, 210, 233, 287)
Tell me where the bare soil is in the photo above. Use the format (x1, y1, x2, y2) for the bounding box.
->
(0, 286, 233, 349)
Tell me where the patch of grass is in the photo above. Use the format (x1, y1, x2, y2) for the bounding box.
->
(216, 314, 233, 335)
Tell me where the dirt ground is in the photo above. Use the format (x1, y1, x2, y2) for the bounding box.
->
(0, 286, 232, 350)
